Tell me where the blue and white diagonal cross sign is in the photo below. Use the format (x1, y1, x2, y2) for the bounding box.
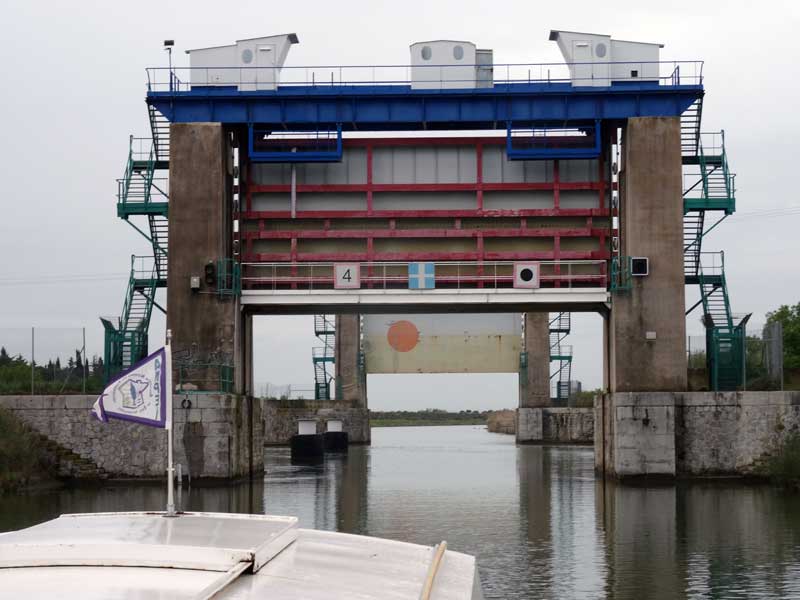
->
(408, 262, 435, 289)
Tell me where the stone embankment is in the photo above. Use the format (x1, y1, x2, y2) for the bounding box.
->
(262, 399, 370, 445)
(0, 395, 263, 480)
(488, 408, 594, 444)
(486, 410, 516, 434)
(596, 391, 800, 479)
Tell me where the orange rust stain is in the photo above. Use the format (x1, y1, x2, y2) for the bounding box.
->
(386, 320, 420, 353)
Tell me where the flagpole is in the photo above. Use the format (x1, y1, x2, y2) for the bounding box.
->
(165, 329, 176, 516)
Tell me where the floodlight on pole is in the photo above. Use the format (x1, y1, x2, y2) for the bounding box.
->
(164, 40, 174, 91)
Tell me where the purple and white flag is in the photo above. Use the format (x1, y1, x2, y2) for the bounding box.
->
(92, 347, 168, 428)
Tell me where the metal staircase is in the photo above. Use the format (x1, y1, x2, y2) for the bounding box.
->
(101, 256, 162, 381)
(549, 312, 573, 403)
(313, 315, 336, 400)
(103, 114, 170, 381)
(681, 114, 743, 390)
(680, 98, 703, 158)
(148, 105, 171, 162)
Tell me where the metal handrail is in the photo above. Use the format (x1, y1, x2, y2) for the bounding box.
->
(145, 60, 704, 91)
(312, 346, 334, 359)
(550, 344, 573, 358)
(697, 251, 725, 276)
(240, 260, 606, 291)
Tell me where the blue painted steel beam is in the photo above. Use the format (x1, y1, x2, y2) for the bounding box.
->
(147, 82, 702, 130)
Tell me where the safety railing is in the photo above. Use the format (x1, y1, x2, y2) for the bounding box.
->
(130, 254, 159, 282)
(697, 251, 725, 277)
(312, 346, 335, 360)
(216, 259, 241, 298)
(240, 260, 607, 291)
(145, 60, 704, 92)
(175, 361, 234, 394)
(257, 383, 317, 400)
(550, 344, 573, 360)
(117, 137, 169, 209)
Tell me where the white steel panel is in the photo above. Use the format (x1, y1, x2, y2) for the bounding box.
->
(373, 146, 476, 184)
(372, 191, 476, 211)
(559, 190, 599, 209)
(240, 287, 609, 308)
(483, 190, 553, 210)
(363, 313, 521, 373)
(481, 146, 553, 183)
(560, 159, 598, 182)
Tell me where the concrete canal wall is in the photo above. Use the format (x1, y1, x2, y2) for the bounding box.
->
(596, 391, 800, 479)
(516, 407, 595, 444)
(0, 394, 263, 480)
(262, 399, 370, 445)
(484, 408, 594, 443)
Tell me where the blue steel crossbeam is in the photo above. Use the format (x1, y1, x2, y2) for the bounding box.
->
(147, 80, 703, 130)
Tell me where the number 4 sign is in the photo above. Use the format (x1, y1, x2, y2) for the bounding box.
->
(334, 263, 361, 289)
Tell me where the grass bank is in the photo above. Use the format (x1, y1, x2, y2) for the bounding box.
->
(372, 418, 486, 427)
(369, 409, 487, 428)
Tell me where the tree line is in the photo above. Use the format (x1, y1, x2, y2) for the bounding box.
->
(0, 347, 105, 394)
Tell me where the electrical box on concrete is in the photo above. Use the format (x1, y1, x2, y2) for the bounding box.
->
(549, 30, 662, 87)
(631, 257, 649, 276)
(410, 40, 493, 89)
(187, 33, 299, 91)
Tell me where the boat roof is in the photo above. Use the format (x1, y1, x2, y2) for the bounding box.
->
(0, 512, 481, 599)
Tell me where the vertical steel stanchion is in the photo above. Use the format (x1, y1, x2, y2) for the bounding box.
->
(31, 327, 34, 395)
(82, 327, 87, 394)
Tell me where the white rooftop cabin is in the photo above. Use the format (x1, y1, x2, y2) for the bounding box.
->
(549, 30, 663, 86)
(410, 40, 493, 89)
(187, 33, 299, 90)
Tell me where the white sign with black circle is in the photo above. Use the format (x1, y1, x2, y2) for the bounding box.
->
(513, 262, 541, 289)
(334, 263, 361, 289)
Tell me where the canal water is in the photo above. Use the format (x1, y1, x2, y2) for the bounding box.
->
(2, 425, 800, 599)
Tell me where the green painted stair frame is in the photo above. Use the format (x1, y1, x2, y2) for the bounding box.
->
(103, 120, 169, 381)
(549, 312, 573, 403)
(313, 315, 335, 399)
(681, 105, 744, 391)
(101, 255, 163, 382)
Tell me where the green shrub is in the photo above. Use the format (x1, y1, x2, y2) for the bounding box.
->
(764, 433, 800, 487)
(0, 408, 43, 492)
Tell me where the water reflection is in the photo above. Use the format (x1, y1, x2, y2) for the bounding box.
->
(2, 426, 800, 599)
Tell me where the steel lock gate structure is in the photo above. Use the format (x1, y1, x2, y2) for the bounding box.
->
(101, 30, 745, 393)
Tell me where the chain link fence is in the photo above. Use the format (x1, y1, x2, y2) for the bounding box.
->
(0, 327, 103, 395)
(687, 322, 784, 391)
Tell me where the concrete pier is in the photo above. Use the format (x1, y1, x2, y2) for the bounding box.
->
(607, 117, 687, 392)
(167, 123, 242, 392)
(262, 399, 371, 445)
(595, 391, 800, 479)
(517, 312, 551, 442)
(334, 314, 370, 443)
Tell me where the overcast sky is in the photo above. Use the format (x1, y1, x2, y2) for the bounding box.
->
(1, 0, 798, 410)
